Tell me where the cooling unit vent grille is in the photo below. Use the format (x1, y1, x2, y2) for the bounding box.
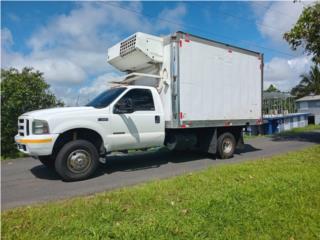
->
(120, 35, 136, 57)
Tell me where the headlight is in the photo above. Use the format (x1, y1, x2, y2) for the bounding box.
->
(32, 120, 49, 134)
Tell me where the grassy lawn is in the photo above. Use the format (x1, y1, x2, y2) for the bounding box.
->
(2, 146, 320, 239)
(243, 134, 262, 140)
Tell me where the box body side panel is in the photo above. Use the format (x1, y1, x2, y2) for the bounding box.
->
(178, 39, 262, 123)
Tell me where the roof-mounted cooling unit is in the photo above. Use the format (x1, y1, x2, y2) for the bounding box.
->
(107, 32, 164, 72)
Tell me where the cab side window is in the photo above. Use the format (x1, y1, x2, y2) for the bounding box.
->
(117, 89, 155, 111)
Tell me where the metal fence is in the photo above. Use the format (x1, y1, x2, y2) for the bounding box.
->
(262, 92, 296, 115)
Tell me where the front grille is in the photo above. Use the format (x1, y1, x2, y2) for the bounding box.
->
(18, 117, 30, 136)
(120, 35, 136, 57)
(26, 119, 30, 135)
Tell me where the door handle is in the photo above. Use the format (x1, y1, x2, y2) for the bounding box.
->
(155, 115, 160, 124)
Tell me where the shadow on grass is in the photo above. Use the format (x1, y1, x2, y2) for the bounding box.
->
(271, 131, 320, 144)
(30, 143, 261, 181)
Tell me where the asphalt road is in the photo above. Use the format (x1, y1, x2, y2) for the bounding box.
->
(2, 131, 320, 210)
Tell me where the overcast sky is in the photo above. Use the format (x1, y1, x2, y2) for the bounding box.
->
(1, 1, 314, 105)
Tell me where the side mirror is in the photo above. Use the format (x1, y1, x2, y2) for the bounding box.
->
(114, 98, 134, 114)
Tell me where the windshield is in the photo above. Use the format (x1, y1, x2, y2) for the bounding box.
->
(86, 87, 126, 108)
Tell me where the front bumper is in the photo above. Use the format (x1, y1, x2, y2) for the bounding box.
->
(15, 134, 59, 156)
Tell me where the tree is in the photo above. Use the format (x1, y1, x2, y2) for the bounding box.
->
(1, 68, 64, 157)
(291, 65, 320, 98)
(283, 2, 320, 64)
(265, 84, 280, 93)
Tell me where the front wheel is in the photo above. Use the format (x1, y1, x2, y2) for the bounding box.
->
(217, 132, 236, 159)
(55, 140, 99, 181)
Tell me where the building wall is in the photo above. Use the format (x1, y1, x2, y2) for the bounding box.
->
(297, 100, 320, 115)
(297, 100, 320, 124)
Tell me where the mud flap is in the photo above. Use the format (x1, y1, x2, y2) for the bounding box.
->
(236, 133, 245, 150)
(198, 128, 217, 154)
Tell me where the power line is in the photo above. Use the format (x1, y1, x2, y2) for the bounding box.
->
(104, 2, 298, 58)
(188, 2, 297, 35)
(246, 1, 306, 21)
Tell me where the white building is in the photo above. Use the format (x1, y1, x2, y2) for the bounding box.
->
(296, 95, 320, 125)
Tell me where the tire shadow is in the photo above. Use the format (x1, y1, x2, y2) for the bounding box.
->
(30, 165, 60, 180)
(235, 144, 262, 154)
(30, 143, 261, 181)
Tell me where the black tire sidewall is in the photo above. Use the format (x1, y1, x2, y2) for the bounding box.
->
(217, 132, 236, 159)
(55, 140, 99, 181)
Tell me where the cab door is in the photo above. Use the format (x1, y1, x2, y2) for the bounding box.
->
(109, 88, 164, 151)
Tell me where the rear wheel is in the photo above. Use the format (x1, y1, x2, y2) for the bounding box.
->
(217, 132, 236, 159)
(39, 156, 55, 169)
(55, 140, 99, 181)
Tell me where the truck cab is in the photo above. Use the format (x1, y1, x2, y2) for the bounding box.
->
(15, 86, 165, 181)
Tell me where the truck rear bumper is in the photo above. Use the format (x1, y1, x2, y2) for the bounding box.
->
(14, 134, 59, 156)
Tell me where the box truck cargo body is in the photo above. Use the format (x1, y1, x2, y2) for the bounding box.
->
(108, 31, 263, 128)
(15, 31, 263, 181)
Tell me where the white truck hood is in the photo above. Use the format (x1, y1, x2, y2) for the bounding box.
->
(22, 107, 96, 119)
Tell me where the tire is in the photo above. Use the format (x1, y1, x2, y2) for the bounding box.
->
(217, 132, 236, 159)
(39, 156, 55, 169)
(55, 140, 99, 181)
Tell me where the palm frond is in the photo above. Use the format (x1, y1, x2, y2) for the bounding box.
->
(292, 64, 320, 98)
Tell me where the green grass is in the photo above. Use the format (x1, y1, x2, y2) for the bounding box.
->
(243, 134, 262, 140)
(2, 146, 320, 240)
(1, 151, 27, 161)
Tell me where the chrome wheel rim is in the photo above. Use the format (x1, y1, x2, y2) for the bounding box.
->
(67, 149, 91, 174)
(222, 139, 233, 154)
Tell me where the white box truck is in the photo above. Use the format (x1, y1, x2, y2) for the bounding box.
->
(15, 31, 263, 181)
